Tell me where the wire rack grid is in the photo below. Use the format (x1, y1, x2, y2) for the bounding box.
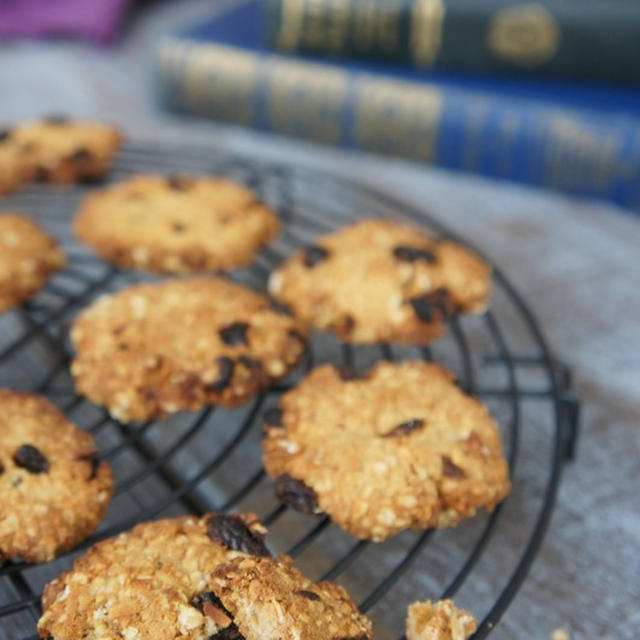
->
(0, 141, 579, 640)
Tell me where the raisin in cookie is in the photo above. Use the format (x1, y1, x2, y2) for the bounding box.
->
(406, 599, 477, 640)
(0, 389, 113, 563)
(71, 277, 307, 422)
(38, 513, 271, 640)
(0, 116, 121, 190)
(269, 219, 491, 343)
(73, 174, 280, 273)
(263, 361, 510, 541)
(209, 555, 373, 640)
(0, 213, 66, 313)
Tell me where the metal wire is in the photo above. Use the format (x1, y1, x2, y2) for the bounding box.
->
(0, 142, 578, 640)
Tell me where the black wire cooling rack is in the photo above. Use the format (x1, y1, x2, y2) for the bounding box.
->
(0, 141, 579, 640)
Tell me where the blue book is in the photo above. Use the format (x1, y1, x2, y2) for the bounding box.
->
(155, 0, 640, 210)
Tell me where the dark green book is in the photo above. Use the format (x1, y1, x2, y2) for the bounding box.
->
(266, 0, 640, 84)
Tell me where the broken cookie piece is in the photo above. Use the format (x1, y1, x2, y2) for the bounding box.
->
(406, 599, 477, 640)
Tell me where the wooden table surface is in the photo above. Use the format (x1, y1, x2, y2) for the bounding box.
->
(1, 2, 638, 639)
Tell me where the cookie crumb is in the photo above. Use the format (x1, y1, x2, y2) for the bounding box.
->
(551, 629, 571, 640)
(406, 599, 477, 640)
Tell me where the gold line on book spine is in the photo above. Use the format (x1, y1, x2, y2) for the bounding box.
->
(543, 114, 623, 192)
(352, 0, 377, 52)
(410, 0, 445, 66)
(184, 43, 259, 124)
(353, 76, 442, 161)
(276, 0, 306, 50)
(265, 57, 349, 143)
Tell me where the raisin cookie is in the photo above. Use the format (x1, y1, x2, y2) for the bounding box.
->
(71, 277, 307, 422)
(263, 361, 510, 541)
(0, 213, 66, 313)
(269, 219, 491, 343)
(406, 599, 477, 640)
(209, 555, 373, 640)
(38, 513, 271, 640)
(73, 174, 280, 273)
(0, 389, 113, 563)
(0, 116, 121, 192)
(0, 128, 36, 194)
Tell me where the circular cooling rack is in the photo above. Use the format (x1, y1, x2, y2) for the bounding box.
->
(0, 141, 579, 639)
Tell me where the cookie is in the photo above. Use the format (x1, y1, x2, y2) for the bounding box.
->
(71, 276, 307, 422)
(0, 116, 122, 189)
(0, 128, 37, 194)
(38, 513, 271, 640)
(0, 389, 113, 563)
(73, 174, 280, 273)
(0, 213, 66, 313)
(209, 554, 373, 640)
(263, 360, 510, 541)
(268, 219, 491, 343)
(406, 599, 477, 640)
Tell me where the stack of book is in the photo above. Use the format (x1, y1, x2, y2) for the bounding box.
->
(155, 0, 640, 210)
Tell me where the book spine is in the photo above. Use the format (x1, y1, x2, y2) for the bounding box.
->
(156, 38, 640, 210)
(266, 0, 640, 84)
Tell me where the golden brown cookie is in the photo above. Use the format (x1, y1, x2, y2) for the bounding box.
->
(71, 276, 307, 422)
(0, 116, 122, 189)
(38, 513, 272, 640)
(0, 128, 37, 194)
(0, 213, 66, 313)
(406, 599, 477, 640)
(210, 555, 373, 640)
(73, 174, 280, 273)
(268, 219, 491, 343)
(263, 361, 510, 541)
(0, 389, 113, 563)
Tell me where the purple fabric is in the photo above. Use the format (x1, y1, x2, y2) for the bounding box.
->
(0, 0, 134, 44)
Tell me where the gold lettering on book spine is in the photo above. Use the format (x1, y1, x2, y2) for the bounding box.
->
(353, 76, 442, 161)
(544, 114, 625, 192)
(182, 43, 258, 124)
(276, 0, 305, 50)
(159, 41, 257, 124)
(265, 58, 348, 143)
(410, 0, 445, 66)
(487, 3, 559, 66)
(352, 0, 376, 51)
(373, 1, 401, 54)
(326, 0, 351, 52)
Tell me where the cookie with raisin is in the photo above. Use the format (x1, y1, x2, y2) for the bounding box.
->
(38, 513, 271, 640)
(0, 389, 113, 563)
(73, 174, 280, 273)
(71, 276, 307, 422)
(209, 555, 373, 640)
(263, 360, 510, 541)
(0, 116, 122, 189)
(0, 127, 37, 194)
(0, 213, 66, 313)
(268, 219, 491, 343)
